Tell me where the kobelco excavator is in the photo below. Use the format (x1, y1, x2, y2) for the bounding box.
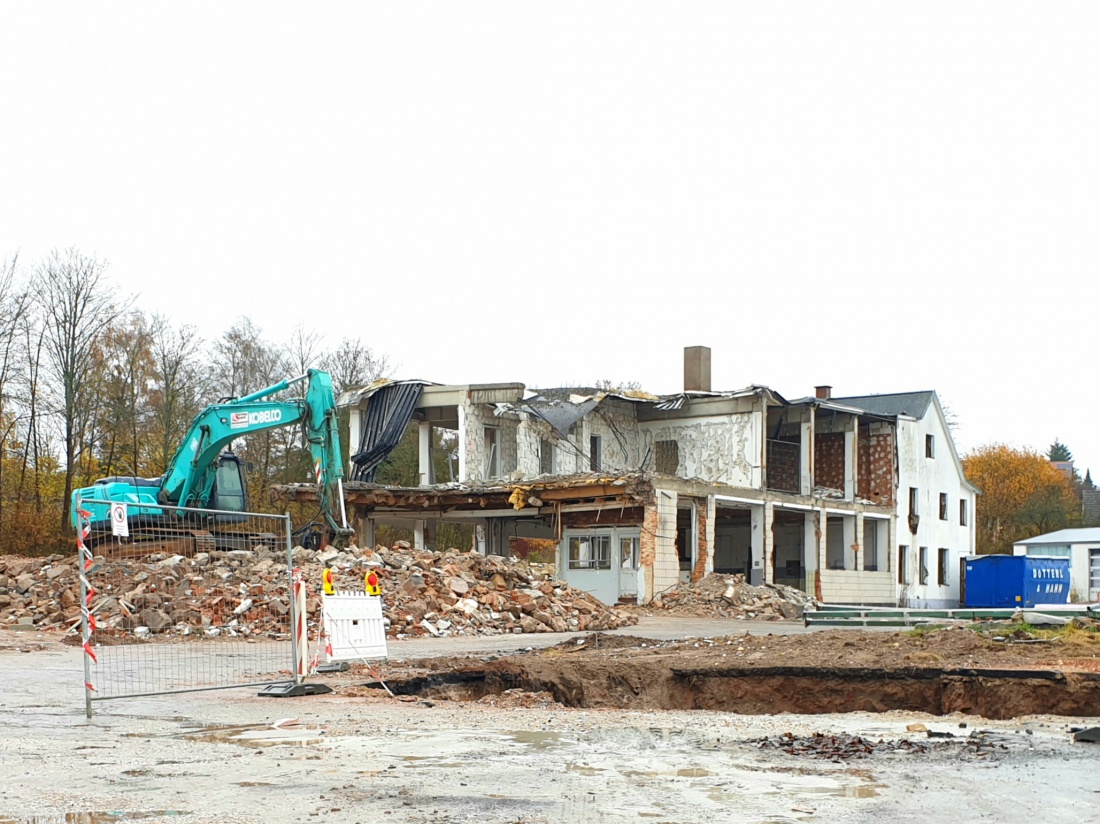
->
(71, 368, 354, 552)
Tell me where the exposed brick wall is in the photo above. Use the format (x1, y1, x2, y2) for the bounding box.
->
(640, 498, 658, 602)
(858, 425, 896, 506)
(692, 498, 709, 583)
(815, 432, 846, 491)
(766, 440, 800, 492)
(562, 507, 645, 529)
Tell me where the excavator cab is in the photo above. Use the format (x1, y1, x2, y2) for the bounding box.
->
(210, 453, 248, 516)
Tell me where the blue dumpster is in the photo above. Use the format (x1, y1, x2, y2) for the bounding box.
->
(963, 555, 1071, 608)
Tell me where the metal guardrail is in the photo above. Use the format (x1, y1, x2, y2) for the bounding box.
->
(804, 603, 1100, 628)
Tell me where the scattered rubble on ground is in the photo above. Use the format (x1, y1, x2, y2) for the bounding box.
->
(0, 542, 637, 641)
(642, 573, 816, 620)
(753, 731, 929, 759)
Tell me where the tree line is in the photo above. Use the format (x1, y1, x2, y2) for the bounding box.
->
(0, 249, 390, 555)
(962, 440, 1088, 555)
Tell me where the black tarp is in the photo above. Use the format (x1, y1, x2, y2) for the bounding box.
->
(349, 382, 425, 482)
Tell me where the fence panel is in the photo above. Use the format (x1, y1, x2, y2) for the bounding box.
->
(77, 502, 297, 706)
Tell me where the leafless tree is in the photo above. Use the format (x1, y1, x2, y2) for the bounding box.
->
(148, 315, 206, 475)
(321, 336, 391, 392)
(35, 249, 131, 532)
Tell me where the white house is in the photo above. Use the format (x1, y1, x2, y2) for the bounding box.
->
(833, 391, 979, 608)
(1013, 528, 1100, 603)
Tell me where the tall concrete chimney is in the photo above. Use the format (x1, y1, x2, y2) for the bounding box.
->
(684, 346, 711, 392)
(815, 385, 832, 400)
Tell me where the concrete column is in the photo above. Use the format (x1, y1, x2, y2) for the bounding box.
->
(455, 407, 468, 481)
(414, 519, 426, 550)
(844, 418, 858, 500)
(800, 408, 814, 496)
(803, 510, 819, 597)
(348, 406, 361, 466)
(357, 516, 374, 550)
(843, 514, 857, 571)
(854, 512, 865, 571)
(763, 501, 775, 585)
(418, 421, 432, 486)
(750, 505, 765, 586)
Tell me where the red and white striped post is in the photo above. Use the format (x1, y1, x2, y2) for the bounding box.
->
(292, 574, 308, 684)
(75, 498, 97, 719)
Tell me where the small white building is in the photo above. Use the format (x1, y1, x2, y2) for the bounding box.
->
(1013, 528, 1100, 603)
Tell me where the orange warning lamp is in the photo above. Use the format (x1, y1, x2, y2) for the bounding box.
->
(365, 570, 381, 597)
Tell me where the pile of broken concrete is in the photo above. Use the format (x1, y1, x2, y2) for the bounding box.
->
(318, 542, 637, 638)
(0, 543, 637, 640)
(650, 573, 816, 621)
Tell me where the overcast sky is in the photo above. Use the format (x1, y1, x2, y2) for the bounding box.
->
(2, 3, 1098, 473)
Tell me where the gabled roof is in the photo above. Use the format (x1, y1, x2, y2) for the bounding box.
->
(1014, 528, 1100, 546)
(832, 391, 935, 419)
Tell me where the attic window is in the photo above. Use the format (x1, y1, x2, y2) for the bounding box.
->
(926, 434, 935, 458)
(655, 440, 679, 474)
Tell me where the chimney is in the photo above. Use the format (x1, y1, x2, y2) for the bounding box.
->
(815, 385, 832, 400)
(684, 346, 711, 392)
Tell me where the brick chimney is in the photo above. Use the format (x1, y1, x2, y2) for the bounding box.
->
(684, 346, 711, 392)
(815, 385, 832, 400)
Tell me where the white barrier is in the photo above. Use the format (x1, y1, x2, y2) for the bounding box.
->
(321, 591, 388, 662)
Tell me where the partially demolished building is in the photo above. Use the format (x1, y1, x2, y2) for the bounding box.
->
(285, 347, 977, 608)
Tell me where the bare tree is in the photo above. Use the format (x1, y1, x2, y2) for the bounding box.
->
(321, 336, 391, 392)
(148, 315, 206, 475)
(282, 323, 325, 377)
(0, 254, 31, 539)
(35, 249, 131, 532)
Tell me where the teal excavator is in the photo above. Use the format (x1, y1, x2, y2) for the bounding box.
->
(71, 369, 354, 552)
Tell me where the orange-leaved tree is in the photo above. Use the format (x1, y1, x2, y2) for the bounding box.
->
(962, 443, 1080, 554)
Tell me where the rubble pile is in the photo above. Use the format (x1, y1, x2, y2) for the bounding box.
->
(652, 573, 816, 621)
(321, 542, 637, 639)
(754, 731, 930, 760)
(0, 543, 637, 640)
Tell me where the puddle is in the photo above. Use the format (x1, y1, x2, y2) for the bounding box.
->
(0, 812, 189, 823)
(800, 784, 884, 798)
(676, 767, 713, 777)
(566, 763, 604, 776)
(173, 723, 324, 748)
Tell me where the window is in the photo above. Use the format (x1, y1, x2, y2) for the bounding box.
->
(938, 548, 949, 586)
(655, 440, 679, 475)
(620, 536, 639, 570)
(539, 438, 554, 475)
(939, 493, 948, 520)
(484, 427, 499, 477)
(926, 434, 935, 458)
(1090, 549, 1100, 591)
(919, 547, 929, 585)
(909, 488, 919, 515)
(589, 435, 602, 472)
(898, 545, 909, 585)
(568, 535, 611, 570)
(960, 499, 968, 526)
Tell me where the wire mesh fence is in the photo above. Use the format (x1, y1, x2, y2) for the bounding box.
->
(79, 502, 297, 701)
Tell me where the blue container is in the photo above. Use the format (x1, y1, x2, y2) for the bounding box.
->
(963, 555, 1071, 608)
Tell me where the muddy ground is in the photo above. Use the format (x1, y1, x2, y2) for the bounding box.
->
(2, 623, 1100, 823)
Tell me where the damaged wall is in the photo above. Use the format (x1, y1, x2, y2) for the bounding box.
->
(640, 412, 758, 486)
(581, 400, 646, 473)
(814, 432, 846, 492)
(858, 423, 896, 506)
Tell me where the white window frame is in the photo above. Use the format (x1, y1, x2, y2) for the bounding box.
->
(568, 534, 611, 570)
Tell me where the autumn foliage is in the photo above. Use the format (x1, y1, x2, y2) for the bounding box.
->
(962, 443, 1080, 554)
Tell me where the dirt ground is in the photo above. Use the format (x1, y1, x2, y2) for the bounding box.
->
(3, 623, 1100, 824)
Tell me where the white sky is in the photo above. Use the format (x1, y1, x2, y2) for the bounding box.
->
(2, 3, 1098, 473)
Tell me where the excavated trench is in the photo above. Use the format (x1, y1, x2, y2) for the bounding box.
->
(377, 661, 1100, 720)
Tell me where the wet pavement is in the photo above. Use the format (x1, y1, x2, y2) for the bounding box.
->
(1, 625, 1098, 823)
